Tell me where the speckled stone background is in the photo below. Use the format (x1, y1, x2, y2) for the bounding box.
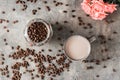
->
(0, 0, 120, 80)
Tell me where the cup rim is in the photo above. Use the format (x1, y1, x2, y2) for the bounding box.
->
(24, 18, 53, 46)
(63, 35, 91, 61)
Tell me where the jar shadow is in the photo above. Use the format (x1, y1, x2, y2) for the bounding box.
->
(50, 23, 74, 45)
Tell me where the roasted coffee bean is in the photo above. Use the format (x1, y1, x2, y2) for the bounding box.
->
(27, 22, 48, 43)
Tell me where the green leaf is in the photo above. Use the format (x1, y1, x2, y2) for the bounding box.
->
(118, 0, 120, 2)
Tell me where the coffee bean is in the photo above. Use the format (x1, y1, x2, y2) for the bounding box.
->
(13, 8, 16, 11)
(70, 30, 74, 34)
(64, 21, 68, 23)
(113, 31, 117, 34)
(7, 30, 9, 32)
(38, 7, 41, 10)
(113, 69, 116, 72)
(2, 11, 5, 14)
(96, 75, 99, 77)
(65, 4, 69, 6)
(86, 14, 89, 17)
(27, 22, 48, 43)
(86, 66, 94, 69)
(43, 1, 47, 4)
(63, 10, 67, 13)
(32, 9, 37, 15)
(103, 66, 107, 68)
(46, 6, 51, 11)
(48, 49, 52, 52)
(71, 10, 76, 12)
(4, 38, 6, 42)
(72, 15, 76, 18)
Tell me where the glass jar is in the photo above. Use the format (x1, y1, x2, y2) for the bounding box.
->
(24, 18, 53, 46)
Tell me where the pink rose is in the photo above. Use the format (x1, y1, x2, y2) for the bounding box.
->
(81, 0, 117, 20)
(92, 0, 104, 3)
(91, 0, 105, 12)
(90, 11, 107, 20)
(83, 0, 91, 3)
(104, 4, 117, 13)
(81, 2, 91, 14)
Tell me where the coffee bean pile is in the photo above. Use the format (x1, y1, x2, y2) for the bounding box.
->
(27, 22, 48, 43)
(12, 70, 22, 80)
(7, 47, 72, 80)
(0, 65, 9, 77)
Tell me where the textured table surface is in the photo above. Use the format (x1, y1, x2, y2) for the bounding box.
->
(0, 0, 120, 80)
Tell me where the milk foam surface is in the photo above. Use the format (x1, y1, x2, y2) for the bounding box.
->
(65, 35, 91, 60)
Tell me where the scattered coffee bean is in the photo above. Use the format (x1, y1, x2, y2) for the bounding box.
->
(57, 27, 63, 31)
(71, 10, 76, 12)
(83, 26, 88, 29)
(50, 77, 54, 80)
(31, 77, 34, 79)
(38, 7, 41, 10)
(3, 26, 7, 29)
(5, 43, 8, 45)
(65, 4, 69, 6)
(56, 21, 59, 24)
(79, 23, 82, 26)
(86, 66, 94, 70)
(103, 65, 107, 68)
(2, 62, 4, 65)
(46, 6, 51, 11)
(107, 57, 111, 60)
(57, 37, 61, 40)
(13, 20, 19, 24)
(32, 9, 37, 15)
(48, 49, 52, 52)
(2, 11, 5, 14)
(96, 75, 100, 77)
(13, 8, 16, 11)
(63, 10, 67, 13)
(113, 31, 117, 34)
(53, 0, 56, 3)
(58, 50, 62, 52)
(4, 38, 6, 42)
(7, 30, 9, 32)
(41, 49, 45, 52)
(43, 1, 47, 4)
(60, 43, 63, 46)
(64, 21, 68, 23)
(72, 15, 76, 18)
(113, 69, 116, 72)
(70, 30, 74, 34)
(8, 48, 72, 79)
(16, 45, 20, 50)
(86, 14, 89, 17)
(6, 75, 9, 78)
(11, 46, 14, 50)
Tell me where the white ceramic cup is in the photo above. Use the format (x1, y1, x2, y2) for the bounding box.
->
(64, 35, 96, 61)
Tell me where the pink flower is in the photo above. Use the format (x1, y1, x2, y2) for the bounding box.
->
(104, 4, 117, 13)
(81, 0, 117, 20)
(83, 0, 91, 3)
(81, 3, 91, 14)
(91, 0, 105, 12)
(91, 11, 108, 20)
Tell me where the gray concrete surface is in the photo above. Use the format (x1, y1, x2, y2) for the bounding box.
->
(0, 0, 120, 80)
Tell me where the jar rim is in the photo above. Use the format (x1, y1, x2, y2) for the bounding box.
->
(24, 18, 53, 46)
